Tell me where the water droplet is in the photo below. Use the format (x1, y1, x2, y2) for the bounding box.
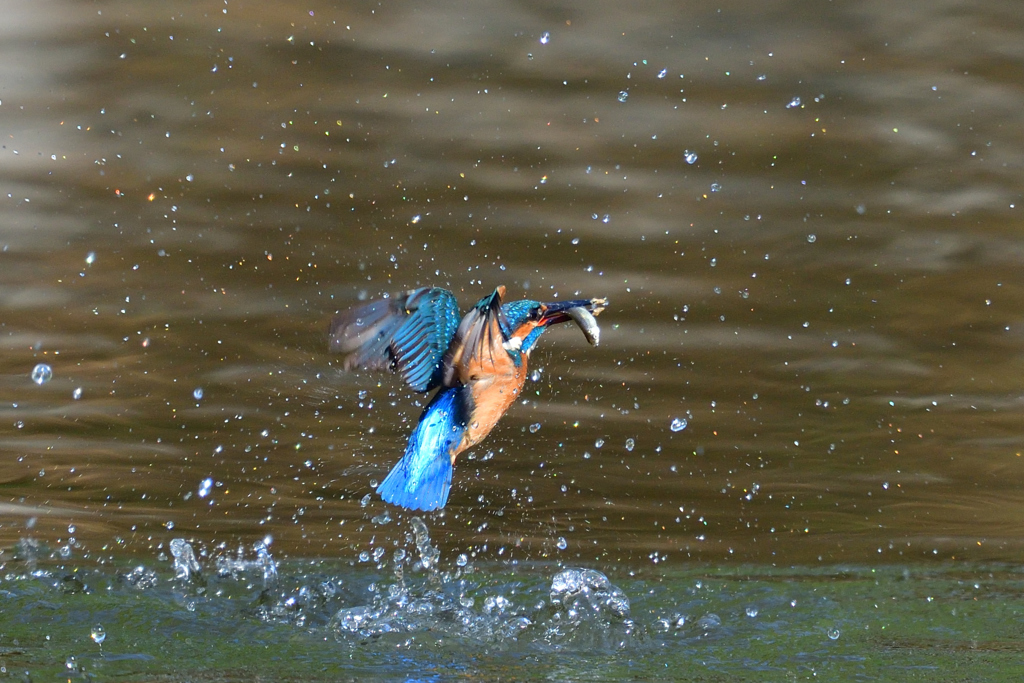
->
(657, 68, 667, 79)
(90, 625, 106, 645)
(595, 438, 605, 448)
(30, 364, 52, 385)
(539, 31, 550, 45)
(807, 234, 817, 243)
(529, 423, 541, 433)
(193, 387, 204, 400)
(617, 90, 629, 103)
(827, 628, 840, 640)
(456, 553, 468, 567)
(198, 477, 213, 498)
(786, 96, 801, 108)
(710, 182, 722, 192)
(625, 438, 635, 452)
(72, 387, 83, 400)
(601, 214, 610, 223)
(684, 150, 698, 164)
(556, 537, 568, 550)
(756, 74, 767, 81)
(746, 606, 759, 618)
(670, 417, 688, 432)
(411, 214, 421, 224)
(85, 252, 96, 265)
(165, 520, 175, 530)
(358, 389, 368, 400)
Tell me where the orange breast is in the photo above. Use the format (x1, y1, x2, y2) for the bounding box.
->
(448, 320, 540, 462)
(453, 365, 526, 459)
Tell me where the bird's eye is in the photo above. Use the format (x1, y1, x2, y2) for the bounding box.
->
(530, 306, 544, 321)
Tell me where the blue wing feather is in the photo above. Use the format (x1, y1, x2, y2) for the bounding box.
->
(377, 387, 467, 511)
(330, 287, 461, 392)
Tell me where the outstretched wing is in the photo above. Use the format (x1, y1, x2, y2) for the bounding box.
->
(329, 287, 461, 392)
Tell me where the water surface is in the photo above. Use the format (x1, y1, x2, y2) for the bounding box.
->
(1, 0, 1024, 678)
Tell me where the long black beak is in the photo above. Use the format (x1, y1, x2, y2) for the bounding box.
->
(538, 297, 608, 346)
(538, 297, 607, 325)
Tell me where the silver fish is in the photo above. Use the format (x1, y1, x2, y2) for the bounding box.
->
(566, 301, 604, 346)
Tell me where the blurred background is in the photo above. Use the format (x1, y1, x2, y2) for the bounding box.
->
(2, 0, 1023, 570)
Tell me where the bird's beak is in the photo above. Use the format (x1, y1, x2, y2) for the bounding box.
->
(538, 297, 608, 346)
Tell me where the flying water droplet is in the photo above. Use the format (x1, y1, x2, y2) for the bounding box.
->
(786, 96, 801, 108)
(556, 537, 568, 550)
(827, 627, 841, 640)
(710, 183, 722, 192)
(193, 387, 204, 400)
(539, 31, 550, 45)
(807, 234, 817, 243)
(90, 625, 106, 645)
(529, 423, 541, 433)
(670, 417, 688, 432)
(31, 364, 52, 385)
(617, 91, 629, 103)
(85, 252, 96, 265)
(746, 606, 759, 618)
(625, 438, 635, 452)
(595, 438, 605, 448)
(657, 68, 667, 78)
(72, 387, 83, 400)
(198, 477, 213, 498)
(684, 150, 698, 164)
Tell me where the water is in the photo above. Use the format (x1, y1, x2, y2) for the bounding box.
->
(29, 363, 52, 385)
(2, 0, 1024, 678)
(0, 529, 1023, 680)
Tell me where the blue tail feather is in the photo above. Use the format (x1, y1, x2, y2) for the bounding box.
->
(377, 387, 466, 511)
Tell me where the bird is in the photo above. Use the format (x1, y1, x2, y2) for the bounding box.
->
(329, 285, 607, 512)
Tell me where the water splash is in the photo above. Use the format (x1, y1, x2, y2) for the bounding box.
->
(169, 538, 202, 582)
(254, 539, 278, 587)
(410, 516, 440, 570)
(549, 567, 630, 621)
(31, 363, 52, 385)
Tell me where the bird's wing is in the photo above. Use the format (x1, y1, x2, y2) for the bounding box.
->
(329, 287, 461, 392)
(442, 286, 509, 387)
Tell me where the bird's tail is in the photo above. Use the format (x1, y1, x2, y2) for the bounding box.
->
(377, 388, 465, 511)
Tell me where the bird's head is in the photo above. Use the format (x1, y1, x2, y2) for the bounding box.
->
(500, 296, 608, 356)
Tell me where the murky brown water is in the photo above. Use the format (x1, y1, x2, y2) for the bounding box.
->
(2, 0, 1024, 568)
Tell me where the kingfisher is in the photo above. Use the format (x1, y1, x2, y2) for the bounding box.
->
(330, 286, 606, 512)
